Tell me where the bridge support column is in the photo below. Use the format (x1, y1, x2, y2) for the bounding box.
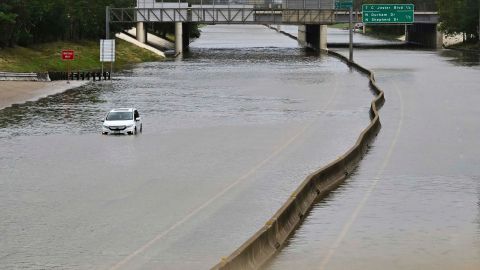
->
(298, 25, 328, 52)
(175, 22, 183, 55)
(406, 23, 443, 49)
(182, 23, 190, 52)
(319, 25, 328, 51)
(136, 22, 146, 43)
(298, 25, 307, 47)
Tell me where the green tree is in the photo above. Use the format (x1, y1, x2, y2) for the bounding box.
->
(437, 0, 479, 41)
(0, 0, 135, 47)
(0, 1, 18, 46)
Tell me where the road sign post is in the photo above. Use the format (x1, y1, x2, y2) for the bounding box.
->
(362, 4, 414, 24)
(349, 6, 353, 62)
(61, 50, 75, 83)
(336, 1, 355, 62)
(100, 39, 116, 81)
(106, 6, 110, 40)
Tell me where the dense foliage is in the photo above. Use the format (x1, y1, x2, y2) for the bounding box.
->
(0, 0, 134, 47)
(437, 0, 479, 41)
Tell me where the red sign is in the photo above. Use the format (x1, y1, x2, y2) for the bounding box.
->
(61, 50, 75, 60)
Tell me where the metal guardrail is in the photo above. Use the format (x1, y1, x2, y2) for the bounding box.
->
(48, 71, 111, 81)
(0, 71, 110, 82)
(0, 72, 49, 81)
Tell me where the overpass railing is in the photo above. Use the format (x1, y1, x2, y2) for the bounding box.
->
(111, 1, 437, 24)
(136, 0, 335, 10)
(135, 0, 437, 11)
(110, 7, 335, 24)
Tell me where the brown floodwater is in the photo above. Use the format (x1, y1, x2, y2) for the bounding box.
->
(0, 25, 374, 269)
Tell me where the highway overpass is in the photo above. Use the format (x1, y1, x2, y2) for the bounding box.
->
(108, 0, 441, 53)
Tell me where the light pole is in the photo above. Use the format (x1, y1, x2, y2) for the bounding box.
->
(105, 6, 110, 39)
(349, 3, 354, 62)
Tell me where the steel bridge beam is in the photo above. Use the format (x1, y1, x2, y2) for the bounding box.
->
(109, 8, 438, 25)
(109, 8, 336, 25)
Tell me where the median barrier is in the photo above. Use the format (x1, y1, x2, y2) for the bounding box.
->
(211, 49, 385, 270)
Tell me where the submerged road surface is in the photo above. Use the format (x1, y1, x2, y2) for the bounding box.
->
(0, 25, 374, 269)
(268, 30, 480, 270)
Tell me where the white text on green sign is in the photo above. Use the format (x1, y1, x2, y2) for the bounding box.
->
(362, 4, 414, 24)
(335, 0, 353, 9)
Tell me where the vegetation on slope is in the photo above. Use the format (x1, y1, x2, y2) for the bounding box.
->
(0, 39, 162, 73)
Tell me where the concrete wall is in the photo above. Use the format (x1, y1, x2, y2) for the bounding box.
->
(211, 47, 386, 270)
(283, 0, 335, 9)
(137, 0, 186, 8)
(406, 23, 443, 49)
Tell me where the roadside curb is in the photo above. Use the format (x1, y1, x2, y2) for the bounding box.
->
(211, 31, 385, 270)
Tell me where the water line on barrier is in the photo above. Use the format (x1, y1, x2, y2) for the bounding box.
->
(318, 81, 404, 270)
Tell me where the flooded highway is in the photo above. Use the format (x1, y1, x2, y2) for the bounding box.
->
(267, 30, 480, 270)
(0, 25, 374, 269)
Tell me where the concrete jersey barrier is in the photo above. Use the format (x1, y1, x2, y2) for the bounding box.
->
(211, 50, 385, 270)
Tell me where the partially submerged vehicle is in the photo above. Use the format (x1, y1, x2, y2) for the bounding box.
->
(102, 108, 142, 135)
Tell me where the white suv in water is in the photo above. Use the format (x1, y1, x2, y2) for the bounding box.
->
(102, 108, 142, 135)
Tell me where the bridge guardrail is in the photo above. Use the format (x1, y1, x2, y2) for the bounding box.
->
(0, 72, 50, 82)
(111, 7, 336, 24)
(135, 0, 437, 11)
(211, 44, 385, 270)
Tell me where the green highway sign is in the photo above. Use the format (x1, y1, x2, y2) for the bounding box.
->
(335, 0, 353, 10)
(362, 4, 414, 24)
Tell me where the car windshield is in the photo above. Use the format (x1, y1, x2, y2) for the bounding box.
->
(106, 111, 133, 121)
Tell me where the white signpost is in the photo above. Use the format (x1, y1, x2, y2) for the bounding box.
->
(100, 39, 115, 80)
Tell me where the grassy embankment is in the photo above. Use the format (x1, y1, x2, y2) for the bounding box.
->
(0, 39, 162, 73)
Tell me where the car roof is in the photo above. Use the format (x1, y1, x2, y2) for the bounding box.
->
(109, 108, 135, 112)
